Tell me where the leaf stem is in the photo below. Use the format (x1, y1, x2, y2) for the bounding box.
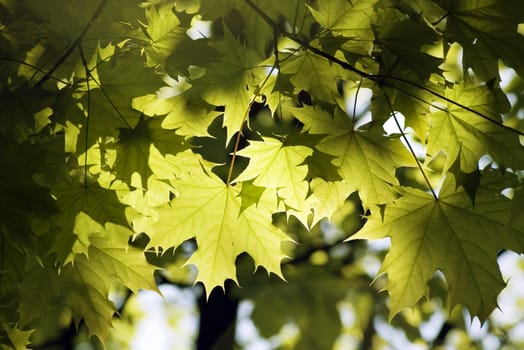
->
(226, 46, 282, 186)
(352, 78, 363, 126)
(432, 12, 450, 27)
(226, 96, 256, 186)
(383, 93, 438, 199)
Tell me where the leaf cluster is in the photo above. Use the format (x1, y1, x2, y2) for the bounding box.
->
(1, 0, 524, 346)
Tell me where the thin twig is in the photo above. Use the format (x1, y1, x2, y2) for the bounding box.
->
(78, 45, 91, 188)
(379, 78, 524, 136)
(34, 0, 109, 87)
(383, 92, 438, 199)
(352, 78, 363, 126)
(272, 27, 284, 119)
(77, 48, 134, 130)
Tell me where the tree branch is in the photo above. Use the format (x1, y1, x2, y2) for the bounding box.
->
(34, 0, 109, 87)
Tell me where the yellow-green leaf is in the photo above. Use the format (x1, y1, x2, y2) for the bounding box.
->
(134, 164, 290, 294)
(235, 136, 313, 215)
(291, 105, 414, 207)
(348, 174, 524, 320)
(427, 83, 524, 172)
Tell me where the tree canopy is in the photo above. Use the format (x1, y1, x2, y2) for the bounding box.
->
(1, 0, 524, 348)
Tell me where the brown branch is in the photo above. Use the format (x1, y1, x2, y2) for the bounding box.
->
(226, 96, 256, 186)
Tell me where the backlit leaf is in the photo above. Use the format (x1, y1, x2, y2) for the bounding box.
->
(235, 136, 314, 215)
(291, 105, 414, 207)
(134, 159, 290, 294)
(349, 173, 524, 320)
(427, 83, 523, 172)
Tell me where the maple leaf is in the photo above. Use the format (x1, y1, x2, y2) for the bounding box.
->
(0, 138, 57, 253)
(441, 0, 524, 80)
(4, 0, 524, 346)
(348, 173, 524, 320)
(141, 1, 187, 67)
(63, 53, 163, 152)
(112, 115, 187, 186)
(50, 179, 130, 263)
(132, 91, 221, 138)
(165, 37, 221, 77)
(93, 53, 163, 121)
(282, 49, 353, 102)
(0, 324, 33, 350)
(308, 0, 377, 41)
(308, 178, 353, 228)
(376, 83, 439, 142)
(21, 229, 157, 341)
(63, 229, 157, 340)
(134, 156, 290, 293)
(374, 9, 441, 81)
(191, 26, 266, 142)
(427, 83, 524, 173)
(291, 105, 414, 207)
(0, 84, 55, 141)
(234, 136, 314, 217)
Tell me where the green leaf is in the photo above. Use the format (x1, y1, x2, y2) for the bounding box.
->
(142, 1, 188, 67)
(427, 83, 523, 173)
(0, 323, 33, 350)
(51, 179, 130, 263)
(440, 0, 524, 80)
(238, 181, 266, 213)
(291, 105, 414, 207)
(235, 136, 314, 216)
(282, 49, 352, 102)
(165, 37, 221, 76)
(377, 83, 438, 141)
(348, 173, 524, 320)
(18, 262, 61, 327)
(21, 230, 157, 342)
(113, 115, 187, 185)
(309, 179, 352, 228)
(308, 0, 377, 41)
(134, 160, 290, 294)
(65, 52, 163, 152)
(374, 8, 441, 80)
(0, 86, 54, 142)
(133, 92, 221, 138)
(0, 138, 57, 253)
(93, 52, 162, 120)
(4, 0, 524, 345)
(63, 231, 156, 341)
(191, 26, 266, 142)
